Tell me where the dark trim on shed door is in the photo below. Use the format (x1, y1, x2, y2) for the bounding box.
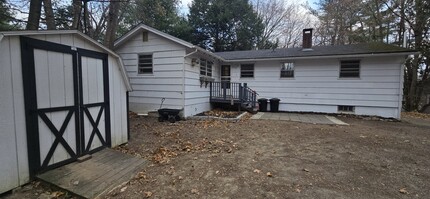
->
(20, 36, 80, 177)
(77, 48, 111, 154)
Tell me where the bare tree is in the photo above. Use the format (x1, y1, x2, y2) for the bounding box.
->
(72, 0, 82, 30)
(43, 0, 55, 30)
(104, 1, 120, 49)
(26, 0, 42, 30)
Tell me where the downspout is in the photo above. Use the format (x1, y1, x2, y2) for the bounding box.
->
(0, 34, 4, 43)
(182, 48, 198, 117)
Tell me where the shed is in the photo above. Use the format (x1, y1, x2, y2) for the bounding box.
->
(0, 30, 132, 194)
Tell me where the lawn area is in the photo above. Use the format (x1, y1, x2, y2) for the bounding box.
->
(106, 114, 430, 199)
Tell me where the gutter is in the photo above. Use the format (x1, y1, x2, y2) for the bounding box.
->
(220, 52, 417, 63)
(181, 49, 199, 113)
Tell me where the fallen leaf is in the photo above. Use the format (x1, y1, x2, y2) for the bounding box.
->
(51, 191, 64, 197)
(120, 186, 127, 193)
(303, 169, 310, 172)
(399, 188, 408, 194)
(267, 172, 273, 177)
(144, 191, 153, 198)
(295, 188, 301, 193)
(215, 170, 220, 174)
(191, 188, 199, 194)
(253, 169, 261, 174)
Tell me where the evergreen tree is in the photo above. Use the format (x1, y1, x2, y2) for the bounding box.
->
(188, 0, 263, 52)
(0, 0, 14, 30)
(118, 0, 191, 40)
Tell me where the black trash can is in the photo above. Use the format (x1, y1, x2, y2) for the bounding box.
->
(258, 98, 268, 112)
(269, 98, 280, 112)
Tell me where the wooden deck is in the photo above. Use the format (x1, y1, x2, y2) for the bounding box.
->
(37, 148, 146, 199)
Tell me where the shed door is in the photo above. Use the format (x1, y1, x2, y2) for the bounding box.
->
(21, 37, 111, 176)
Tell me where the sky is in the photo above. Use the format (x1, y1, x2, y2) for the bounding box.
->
(178, 0, 320, 15)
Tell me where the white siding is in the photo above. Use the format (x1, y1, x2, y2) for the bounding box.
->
(230, 56, 404, 118)
(0, 36, 23, 194)
(183, 56, 220, 117)
(109, 56, 128, 146)
(116, 32, 186, 114)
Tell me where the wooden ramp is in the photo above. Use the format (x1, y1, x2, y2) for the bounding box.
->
(37, 148, 146, 199)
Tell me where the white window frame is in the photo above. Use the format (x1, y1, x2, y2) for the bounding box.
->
(281, 62, 294, 78)
(199, 58, 213, 77)
(137, 54, 153, 74)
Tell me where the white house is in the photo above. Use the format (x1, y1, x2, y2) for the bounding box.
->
(0, 30, 131, 194)
(115, 24, 414, 119)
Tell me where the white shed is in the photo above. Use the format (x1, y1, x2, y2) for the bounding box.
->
(0, 30, 132, 194)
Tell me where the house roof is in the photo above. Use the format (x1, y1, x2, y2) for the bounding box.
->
(215, 43, 416, 61)
(0, 30, 132, 91)
(114, 23, 225, 61)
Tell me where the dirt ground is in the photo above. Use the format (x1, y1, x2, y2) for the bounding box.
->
(106, 114, 430, 199)
(3, 113, 429, 199)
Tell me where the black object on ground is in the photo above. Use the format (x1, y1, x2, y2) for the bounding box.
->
(158, 98, 181, 123)
(258, 98, 268, 112)
(270, 98, 280, 112)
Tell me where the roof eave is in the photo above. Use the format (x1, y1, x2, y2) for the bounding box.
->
(114, 24, 194, 49)
(221, 51, 416, 62)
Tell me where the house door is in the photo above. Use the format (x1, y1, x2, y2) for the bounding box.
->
(21, 37, 111, 176)
(221, 65, 231, 89)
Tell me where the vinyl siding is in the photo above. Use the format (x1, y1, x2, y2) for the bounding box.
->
(183, 56, 220, 117)
(115, 31, 186, 114)
(230, 56, 404, 118)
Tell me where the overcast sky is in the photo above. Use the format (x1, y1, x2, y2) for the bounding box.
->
(178, 0, 319, 15)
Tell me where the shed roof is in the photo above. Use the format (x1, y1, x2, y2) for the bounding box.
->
(215, 43, 416, 61)
(0, 30, 132, 91)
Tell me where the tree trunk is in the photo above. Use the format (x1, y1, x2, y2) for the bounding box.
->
(26, 0, 42, 30)
(43, 0, 55, 30)
(104, 1, 121, 49)
(406, 0, 425, 111)
(72, 0, 82, 30)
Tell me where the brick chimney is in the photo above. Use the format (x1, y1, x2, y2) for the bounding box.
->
(302, 28, 313, 49)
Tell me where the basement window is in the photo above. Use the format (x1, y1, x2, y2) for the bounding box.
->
(241, 64, 254, 78)
(338, 105, 355, 112)
(340, 60, 360, 78)
(138, 54, 153, 74)
(281, 62, 294, 78)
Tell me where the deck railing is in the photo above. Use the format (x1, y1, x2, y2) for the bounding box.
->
(210, 81, 258, 107)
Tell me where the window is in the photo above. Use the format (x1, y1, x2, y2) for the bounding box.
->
(138, 54, 152, 74)
(338, 105, 355, 112)
(340, 60, 360, 78)
(199, 59, 212, 77)
(281, 62, 294, 78)
(142, 31, 148, 42)
(241, 64, 254, 78)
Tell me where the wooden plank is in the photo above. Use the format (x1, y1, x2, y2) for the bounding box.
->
(37, 148, 114, 183)
(37, 149, 140, 193)
(80, 157, 145, 198)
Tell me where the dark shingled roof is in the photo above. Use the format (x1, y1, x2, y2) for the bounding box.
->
(214, 43, 415, 60)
